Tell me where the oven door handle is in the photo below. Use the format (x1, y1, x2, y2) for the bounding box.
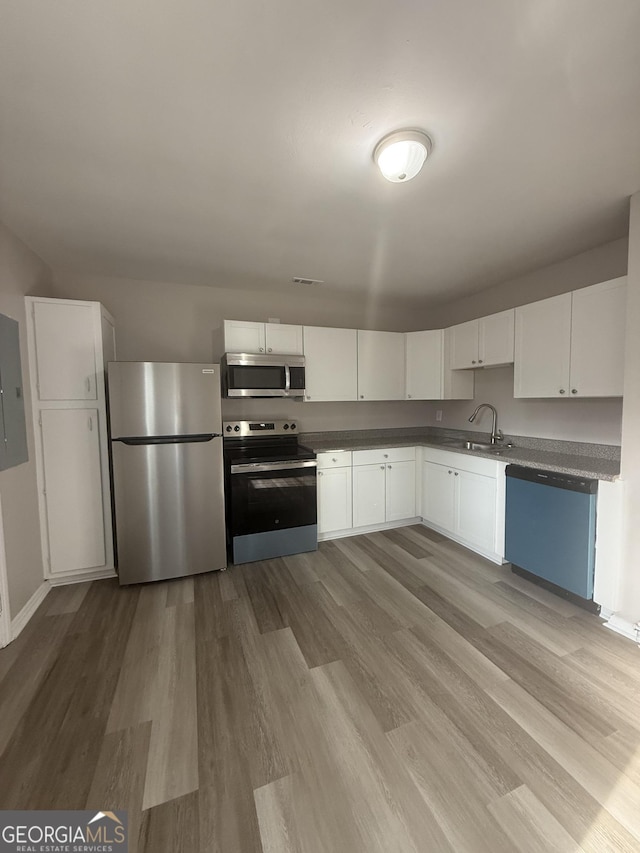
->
(284, 364, 291, 395)
(230, 459, 317, 474)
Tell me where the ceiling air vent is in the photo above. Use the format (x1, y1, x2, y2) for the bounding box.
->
(292, 277, 324, 286)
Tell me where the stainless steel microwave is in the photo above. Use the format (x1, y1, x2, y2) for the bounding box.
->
(222, 353, 306, 398)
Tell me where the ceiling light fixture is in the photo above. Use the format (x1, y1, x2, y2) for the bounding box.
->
(373, 129, 433, 183)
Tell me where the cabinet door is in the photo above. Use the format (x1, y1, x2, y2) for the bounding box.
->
(442, 329, 475, 400)
(478, 309, 514, 366)
(357, 330, 405, 401)
(223, 320, 266, 353)
(421, 461, 455, 532)
(303, 326, 358, 401)
(449, 320, 478, 369)
(352, 464, 386, 527)
(514, 293, 572, 398)
(385, 460, 416, 522)
(265, 323, 304, 355)
(455, 469, 497, 552)
(405, 330, 443, 399)
(570, 278, 626, 397)
(40, 408, 106, 573)
(317, 467, 352, 534)
(32, 301, 97, 401)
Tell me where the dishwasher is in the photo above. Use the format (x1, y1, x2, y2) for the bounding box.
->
(504, 465, 598, 607)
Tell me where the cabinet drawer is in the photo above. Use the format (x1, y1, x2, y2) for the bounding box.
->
(353, 446, 416, 466)
(422, 447, 503, 478)
(316, 451, 352, 469)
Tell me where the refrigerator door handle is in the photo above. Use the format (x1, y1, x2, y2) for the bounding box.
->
(115, 434, 217, 446)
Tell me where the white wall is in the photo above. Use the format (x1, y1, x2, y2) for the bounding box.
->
(432, 366, 623, 445)
(421, 238, 628, 445)
(619, 193, 640, 625)
(0, 221, 52, 616)
(53, 273, 434, 431)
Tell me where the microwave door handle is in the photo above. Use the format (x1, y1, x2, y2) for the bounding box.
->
(284, 364, 291, 395)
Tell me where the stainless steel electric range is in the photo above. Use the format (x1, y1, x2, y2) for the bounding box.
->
(223, 420, 317, 564)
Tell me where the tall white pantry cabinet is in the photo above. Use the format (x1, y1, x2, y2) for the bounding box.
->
(25, 296, 116, 584)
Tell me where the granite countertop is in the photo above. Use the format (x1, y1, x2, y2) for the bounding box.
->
(300, 428, 621, 481)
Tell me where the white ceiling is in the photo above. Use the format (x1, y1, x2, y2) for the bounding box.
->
(1, 0, 640, 302)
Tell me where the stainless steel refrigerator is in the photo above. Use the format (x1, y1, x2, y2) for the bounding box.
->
(107, 361, 227, 584)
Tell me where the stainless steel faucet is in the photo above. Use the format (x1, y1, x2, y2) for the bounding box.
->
(468, 403, 503, 444)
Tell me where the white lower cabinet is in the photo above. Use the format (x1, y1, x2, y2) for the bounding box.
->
(352, 464, 387, 527)
(455, 469, 497, 553)
(317, 447, 417, 538)
(352, 447, 416, 529)
(421, 448, 505, 562)
(40, 408, 106, 573)
(317, 465, 353, 534)
(386, 460, 417, 522)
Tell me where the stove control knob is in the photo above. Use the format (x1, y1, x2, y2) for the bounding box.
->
(290, 423, 296, 430)
(234, 425, 240, 432)
(283, 423, 289, 430)
(225, 425, 232, 432)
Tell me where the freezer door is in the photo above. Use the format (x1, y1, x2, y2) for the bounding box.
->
(108, 361, 222, 438)
(112, 436, 226, 583)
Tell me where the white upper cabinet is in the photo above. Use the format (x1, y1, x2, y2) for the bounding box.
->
(449, 309, 515, 369)
(32, 301, 98, 400)
(265, 323, 304, 355)
(303, 326, 358, 402)
(405, 330, 443, 400)
(448, 320, 478, 369)
(479, 310, 515, 367)
(223, 320, 303, 355)
(223, 320, 266, 353)
(514, 293, 572, 398)
(569, 277, 627, 397)
(514, 278, 626, 398)
(357, 330, 405, 401)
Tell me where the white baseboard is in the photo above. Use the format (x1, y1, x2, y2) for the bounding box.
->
(48, 567, 117, 586)
(602, 613, 640, 645)
(420, 519, 504, 565)
(318, 517, 421, 542)
(11, 581, 50, 641)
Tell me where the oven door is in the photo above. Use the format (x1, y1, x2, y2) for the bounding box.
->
(229, 459, 317, 536)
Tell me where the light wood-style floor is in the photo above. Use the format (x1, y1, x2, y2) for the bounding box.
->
(2, 525, 640, 852)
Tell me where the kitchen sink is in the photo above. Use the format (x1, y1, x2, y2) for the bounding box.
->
(464, 441, 502, 452)
(438, 439, 513, 454)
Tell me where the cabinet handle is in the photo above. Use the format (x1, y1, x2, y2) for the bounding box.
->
(259, 347, 264, 352)
(388, 465, 392, 469)
(88, 417, 93, 431)
(407, 394, 412, 399)
(478, 359, 483, 364)
(86, 377, 91, 393)
(472, 360, 476, 364)
(384, 454, 389, 458)
(448, 470, 452, 474)
(268, 347, 272, 352)
(318, 471, 323, 477)
(559, 388, 566, 394)
(571, 389, 578, 395)
(360, 395, 364, 399)
(306, 395, 311, 400)
(332, 458, 337, 463)
(380, 465, 385, 470)
(454, 471, 459, 476)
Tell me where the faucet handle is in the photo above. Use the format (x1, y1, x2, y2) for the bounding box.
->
(494, 429, 504, 442)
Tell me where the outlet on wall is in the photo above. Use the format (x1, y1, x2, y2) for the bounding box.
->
(435, 409, 443, 422)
